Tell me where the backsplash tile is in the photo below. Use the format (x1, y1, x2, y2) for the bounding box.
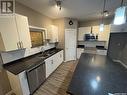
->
(0, 44, 55, 64)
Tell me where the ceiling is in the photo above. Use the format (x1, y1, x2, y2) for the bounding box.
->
(16, 0, 124, 21)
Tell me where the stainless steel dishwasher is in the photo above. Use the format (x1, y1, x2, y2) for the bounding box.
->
(26, 61, 46, 94)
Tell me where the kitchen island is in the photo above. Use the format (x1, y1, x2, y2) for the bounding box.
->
(67, 53, 127, 95)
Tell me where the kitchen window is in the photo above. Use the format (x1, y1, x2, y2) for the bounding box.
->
(30, 31, 44, 47)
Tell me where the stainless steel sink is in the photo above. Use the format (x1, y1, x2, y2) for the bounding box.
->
(38, 53, 51, 58)
(38, 49, 60, 59)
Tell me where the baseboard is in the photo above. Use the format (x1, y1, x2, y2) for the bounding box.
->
(64, 59, 77, 63)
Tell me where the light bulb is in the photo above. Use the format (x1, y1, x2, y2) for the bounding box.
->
(100, 24, 104, 32)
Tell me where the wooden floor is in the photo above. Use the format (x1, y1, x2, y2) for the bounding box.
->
(33, 61, 78, 95)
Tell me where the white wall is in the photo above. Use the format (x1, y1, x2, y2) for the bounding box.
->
(79, 17, 113, 27)
(64, 18, 78, 29)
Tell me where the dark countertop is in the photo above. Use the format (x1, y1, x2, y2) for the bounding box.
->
(78, 40, 107, 42)
(67, 53, 127, 95)
(3, 48, 63, 75)
(77, 45, 84, 48)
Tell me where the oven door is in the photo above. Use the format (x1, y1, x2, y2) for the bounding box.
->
(26, 62, 46, 94)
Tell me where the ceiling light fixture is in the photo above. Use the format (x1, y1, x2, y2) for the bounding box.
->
(113, 0, 126, 25)
(99, 0, 107, 32)
(55, 0, 62, 10)
(103, 10, 109, 17)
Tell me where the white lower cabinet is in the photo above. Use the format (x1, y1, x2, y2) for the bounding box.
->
(77, 48, 84, 59)
(7, 71, 30, 95)
(96, 49, 107, 55)
(45, 50, 63, 78)
(59, 50, 64, 64)
(53, 50, 63, 70)
(45, 56, 54, 78)
(7, 50, 64, 95)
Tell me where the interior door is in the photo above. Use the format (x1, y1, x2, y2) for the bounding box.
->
(65, 29, 77, 62)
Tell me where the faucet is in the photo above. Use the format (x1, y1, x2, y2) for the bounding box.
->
(41, 47, 45, 54)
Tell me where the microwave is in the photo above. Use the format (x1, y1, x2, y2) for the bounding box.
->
(84, 34, 96, 41)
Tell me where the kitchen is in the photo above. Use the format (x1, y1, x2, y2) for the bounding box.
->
(0, 0, 127, 95)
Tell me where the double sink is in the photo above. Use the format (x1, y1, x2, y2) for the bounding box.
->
(38, 49, 60, 59)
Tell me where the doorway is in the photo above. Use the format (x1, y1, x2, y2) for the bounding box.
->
(65, 29, 77, 62)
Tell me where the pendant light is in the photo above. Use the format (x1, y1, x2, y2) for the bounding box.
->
(104, 10, 109, 17)
(99, 0, 106, 32)
(113, 0, 126, 25)
(55, 0, 62, 10)
(100, 23, 104, 32)
(90, 27, 93, 34)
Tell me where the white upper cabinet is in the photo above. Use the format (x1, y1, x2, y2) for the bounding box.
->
(48, 25, 59, 43)
(0, 14, 31, 51)
(15, 14, 31, 49)
(0, 15, 19, 51)
(78, 27, 91, 41)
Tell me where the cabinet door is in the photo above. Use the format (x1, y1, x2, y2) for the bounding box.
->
(78, 27, 91, 41)
(45, 57, 53, 78)
(0, 15, 19, 51)
(52, 53, 59, 71)
(15, 14, 32, 49)
(49, 25, 58, 43)
(59, 50, 63, 64)
(18, 71, 30, 95)
(52, 25, 58, 42)
(52, 51, 63, 71)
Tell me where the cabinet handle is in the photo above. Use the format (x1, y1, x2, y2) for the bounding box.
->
(18, 42, 21, 49)
(17, 42, 20, 49)
(21, 41, 23, 48)
(51, 60, 53, 64)
(19, 41, 23, 49)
